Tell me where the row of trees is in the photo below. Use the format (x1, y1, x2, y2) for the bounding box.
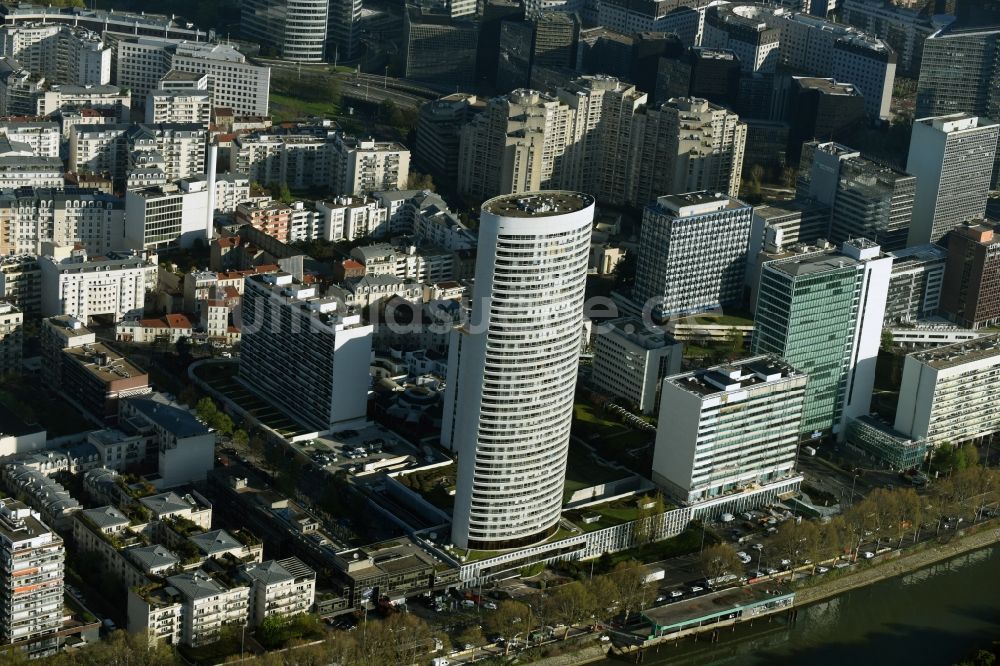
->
(700, 465, 1000, 579)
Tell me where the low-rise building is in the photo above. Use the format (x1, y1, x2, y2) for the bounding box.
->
(119, 397, 215, 489)
(846, 415, 927, 471)
(60, 343, 150, 423)
(590, 317, 682, 414)
(241, 557, 316, 627)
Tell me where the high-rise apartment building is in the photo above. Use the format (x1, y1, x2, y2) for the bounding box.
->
(457, 89, 572, 201)
(939, 223, 1000, 329)
(628, 97, 746, 208)
(0, 499, 64, 657)
(702, 4, 783, 73)
(241, 0, 329, 62)
(239, 273, 373, 431)
(557, 76, 645, 205)
(753, 239, 891, 438)
(895, 334, 1000, 447)
(443, 192, 593, 550)
(0, 23, 110, 86)
(415, 93, 485, 186)
(905, 114, 999, 246)
(652, 356, 807, 503)
(916, 25, 1000, 119)
(885, 244, 947, 324)
(632, 192, 753, 321)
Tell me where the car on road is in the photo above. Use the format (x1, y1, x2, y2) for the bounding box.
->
(765, 567, 778, 575)
(816, 566, 829, 574)
(689, 585, 704, 593)
(736, 551, 752, 564)
(483, 602, 497, 610)
(655, 595, 667, 603)
(752, 543, 764, 551)
(670, 590, 684, 598)
(862, 551, 875, 559)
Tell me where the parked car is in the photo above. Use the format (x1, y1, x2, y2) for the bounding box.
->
(670, 590, 684, 598)
(752, 543, 764, 551)
(862, 551, 875, 559)
(816, 566, 829, 574)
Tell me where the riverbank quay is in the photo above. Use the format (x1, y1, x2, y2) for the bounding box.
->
(550, 520, 1000, 664)
(793, 520, 1000, 605)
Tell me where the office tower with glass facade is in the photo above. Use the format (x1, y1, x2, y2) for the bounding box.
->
(632, 192, 753, 322)
(443, 192, 593, 551)
(753, 239, 891, 438)
(905, 113, 999, 246)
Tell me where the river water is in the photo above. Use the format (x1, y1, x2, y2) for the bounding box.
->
(600, 545, 1000, 666)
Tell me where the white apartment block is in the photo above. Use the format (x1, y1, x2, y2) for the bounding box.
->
(145, 90, 211, 125)
(895, 334, 1000, 447)
(0, 500, 64, 658)
(346, 274, 424, 309)
(591, 317, 683, 415)
(333, 136, 410, 196)
(458, 89, 573, 200)
(240, 558, 316, 627)
(128, 570, 249, 648)
(652, 357, 807, 504)
(239, 273, 373, 431)
(0, 188, 125, 256)
(0, 147, 62, 189)
(0, 121, 59, 158)
(230, 126, 336, 191)
(374, 190, 477, 250)
(315, 196, 388, 242)
(557, 75, 646, 205)
(632, 192, 754, 321)
(116, 36, 270, 116)
(38, 244, 156, 321)
(177, 173, 251, 214)
(287, 201, 321, 243)
(125, 182, 210, 250)
(0, 23, 111, 85)
(36, 84, 130, 119)
(69, 123, 206, 185)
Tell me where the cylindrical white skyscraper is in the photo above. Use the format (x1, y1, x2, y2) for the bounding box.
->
(448, 192, 594, 551)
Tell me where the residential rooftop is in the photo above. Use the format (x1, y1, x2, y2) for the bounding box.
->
(63, 343, 146, 384)
(667, 356, 804, 398)
(482, 192, 594, 218)
(910, 333, 1000, 370)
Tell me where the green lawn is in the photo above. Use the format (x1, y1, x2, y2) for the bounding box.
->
(563, 443, 629, 501)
